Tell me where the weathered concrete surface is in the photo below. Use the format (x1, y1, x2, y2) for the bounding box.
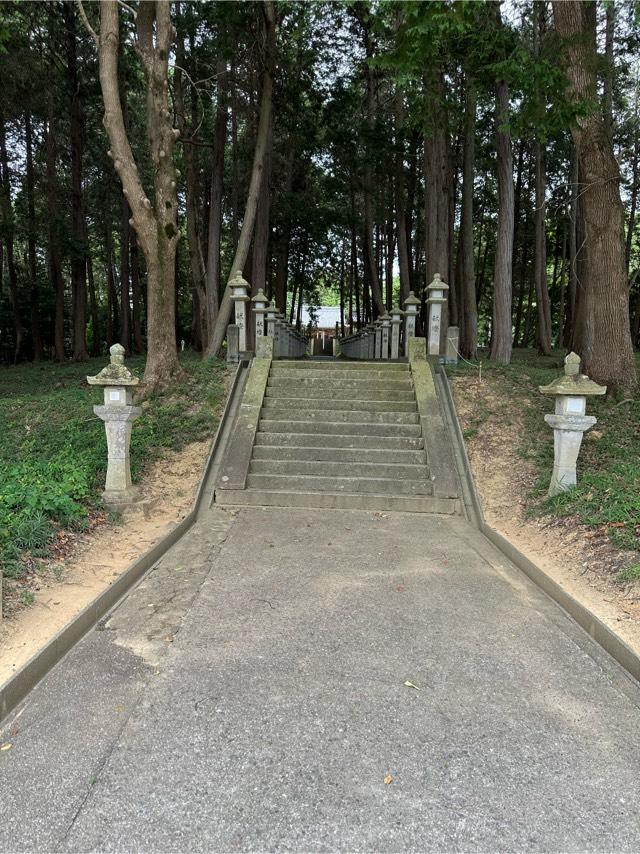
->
(2, 508, 640, 852)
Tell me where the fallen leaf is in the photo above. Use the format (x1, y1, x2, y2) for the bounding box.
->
(384, 775, 393, 785)
(115, 704, 125, 713)
(395, 585, 406, 593)
(0, 743, 12, 751)
(164, 634, 174, 643)
(404, 681, 420, 691)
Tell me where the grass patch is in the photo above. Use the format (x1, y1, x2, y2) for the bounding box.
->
(0, 353, 227, 582)
(448, 348, 640, 557)
(617, 564, 640, 584)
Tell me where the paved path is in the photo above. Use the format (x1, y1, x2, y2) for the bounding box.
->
(1, 507, 640, 852)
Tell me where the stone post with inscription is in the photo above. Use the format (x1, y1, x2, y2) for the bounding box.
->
(390, 305, 403, 359)
(252, 288, 269, 343)
(403, 291, 420, 356)
(426, 273, 449, 357)
(229, 271, 250, 354)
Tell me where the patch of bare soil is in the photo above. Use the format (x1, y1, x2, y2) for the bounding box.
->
(451, 375, 640, 656)
(0, 441, 210, 686)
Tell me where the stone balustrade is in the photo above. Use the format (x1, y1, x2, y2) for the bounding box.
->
(226, 282, 309, 361)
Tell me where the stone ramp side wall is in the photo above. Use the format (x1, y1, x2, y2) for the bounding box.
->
(217, 337, 273, 491)
(408, 337, 459, 502)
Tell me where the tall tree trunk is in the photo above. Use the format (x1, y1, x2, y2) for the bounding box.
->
(489, 76, 514, 363)
(205, 59, 228, 335)
(533, 140, 553, 353)
(86, 249, 101, 356)
(0, 113, 26, 362)
(553, 0, 637, 393)
(424, 75, 449, 285)
(130, 229, 144, 353)
(565, 147, 579, 346)
(90, 0, 181, 389)
(460, 80, 477, 359)
(626, 82, 639, 273)
(64, 4, 89, 361)
(394, 88, 411, 304)
(207, 2, 276, 357)
(105, 218, 118, 345)
(45, 92, 65, 362)
(532, 2, 552, 355)
(175, 18, 207, 348)
(359, 9, 385, 317)
(25, 111, 42, 361)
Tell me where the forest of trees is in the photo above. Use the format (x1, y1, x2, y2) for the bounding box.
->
(0, 0, 638, 393)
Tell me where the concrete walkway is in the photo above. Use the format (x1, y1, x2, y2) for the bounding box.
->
(2, 506, 640, 852)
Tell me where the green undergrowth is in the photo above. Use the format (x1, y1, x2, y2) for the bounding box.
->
(448, 348, 640, 568)
(0, 353, 227, 582)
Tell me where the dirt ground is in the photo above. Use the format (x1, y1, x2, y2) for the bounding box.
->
(0, 441, 210, 685)
(451, 374, 640, 657)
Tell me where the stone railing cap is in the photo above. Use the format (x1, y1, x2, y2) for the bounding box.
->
(427, 273, 449, 292)
(403, 291, 421, 307)
(251, 288, 268, 303)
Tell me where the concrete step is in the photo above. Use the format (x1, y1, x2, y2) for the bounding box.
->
(216, 488, 457, 515)
(270, 360, 408, 372)
(251, 445, 428, 465)
(249, 459, 430, 480)
(255, 433, 425, 450)
(262, 397, 417, 413)
(260, 408, 419, 425)
(264, 386, 415, 401)
(258, 420, 422, 438)
(246, 473, 434, 496)
(267, 377, 413, 391)
(270, 367, 412, 382)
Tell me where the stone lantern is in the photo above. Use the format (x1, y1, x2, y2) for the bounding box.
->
(252, 288, 269, 342)
(229, 271, 250, 354)
(390, 305, 403, 359)
(87, 344, 142, 506)
(403, 291, 421, 355)
(539, 351, 606, 497)
(426, 273, 449, 357)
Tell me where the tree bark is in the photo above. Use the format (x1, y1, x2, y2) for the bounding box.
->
(45, 88, 65, 363)
(459, 80, 477, 359)
(394, 87, 411, 304)
(175, 17, 207, 348)
(25, 111, 42, 361)
(64, 3, 89, 361)
(91, 0, 181, 389)
(553, 0, 637, 393)
(533, 139, 553, 353)
(0, 112, 26, 362)
(207, 2, 276, 357)
(205, 59, 228, 336)
(130, 229, 144, 353)
(489, 76, 514, 363)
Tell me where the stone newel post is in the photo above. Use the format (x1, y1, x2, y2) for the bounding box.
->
(252, 288, 269, 342)
(229, 271, 250, 354)
(403, 291, 420, 355)
(88, 344, 142, 506)
(390, 305, 403, 359)
(426, 273, 449, 357)
(539, 351, 606, 497)
(380, 312, 391, 360)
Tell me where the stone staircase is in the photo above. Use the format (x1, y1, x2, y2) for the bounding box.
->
(216, 360, 459, 514)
